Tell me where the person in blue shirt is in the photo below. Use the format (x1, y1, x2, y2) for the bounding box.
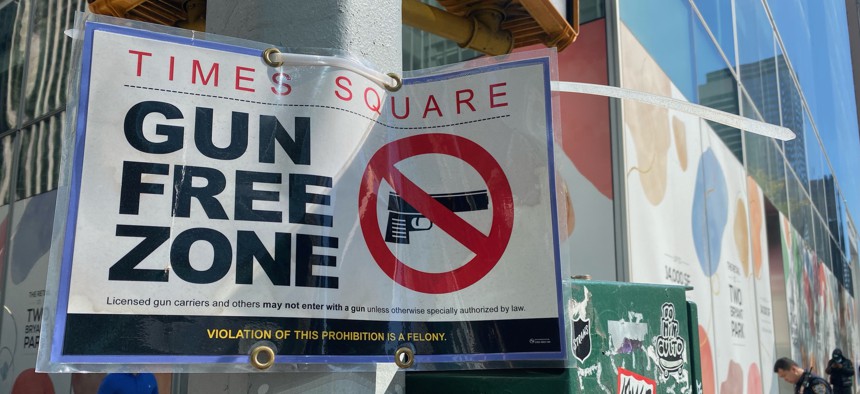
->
(97, 373, 158, 394)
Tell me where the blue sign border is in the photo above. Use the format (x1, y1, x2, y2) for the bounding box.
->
(52, 21, 564, 366)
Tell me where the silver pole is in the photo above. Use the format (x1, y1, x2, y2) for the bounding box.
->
(206, 0, 402, 73)
(175, 1, 403, 393)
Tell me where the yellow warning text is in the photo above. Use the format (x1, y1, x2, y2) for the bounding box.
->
(207, 329, 272, 340)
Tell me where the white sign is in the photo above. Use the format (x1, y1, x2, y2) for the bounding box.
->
(42, 20, 563, 367)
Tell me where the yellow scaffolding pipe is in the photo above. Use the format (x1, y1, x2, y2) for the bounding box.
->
(402, 0, 513, 56)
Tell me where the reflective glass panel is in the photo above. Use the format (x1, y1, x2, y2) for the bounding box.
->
(851, 242, 858, 290)
(580, 0, 605, 23)
(401, 25, 481, 72)
(830, 237, 847, 290)
(22, 0, 86, 123)
(744, 98, 788, 215)
(767, 0, 816, 111)
(806, 137, 827, 220)
(694, 13, 741, 161)
(16, 114, 62, 200)
(691, 0, 735, 65)
(0, 133, 14, 207)
(839, 198, 850, 254)
(0, 1, 25, 131)
(735, 0, 779, 125)
(619, 0, 696, 100)
(0, 129, 11, 342)
(787, 171, 811, 241)
(845, 245, 858, 296)
(770, 0, 860, 226)
(815, 217, 830, 269)
(745, 138, 788, 215)
(821, 164, 838, 247)
(778, 54, 807, 186)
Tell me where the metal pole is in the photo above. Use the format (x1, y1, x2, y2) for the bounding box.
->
(176, 1, 402, 393)
(206, 0, 402, 74)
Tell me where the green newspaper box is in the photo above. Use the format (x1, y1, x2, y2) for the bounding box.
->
(406, 279, 702, 393)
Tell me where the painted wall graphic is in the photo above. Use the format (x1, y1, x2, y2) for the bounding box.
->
(622, 23, 711, 394)
(841, 285, 860, 390)
(779, 215, 857, 377)
(701, 130, 763, 394)
(781, 217, 816, 369)
(0, 191, 70, 393)
(619, 23, 780, 394)
(748, 178, 776, 394)
(692, 147, 727, 277)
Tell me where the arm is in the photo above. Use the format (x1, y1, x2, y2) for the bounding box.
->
(811, 378, 830, 394)
(830, 360, 853, 375)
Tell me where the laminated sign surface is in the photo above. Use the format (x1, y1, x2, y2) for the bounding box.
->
(44, 20, 563, 367)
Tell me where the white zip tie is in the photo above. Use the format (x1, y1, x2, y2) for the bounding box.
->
(551, 81, 796, 141)
(263, 48, 402, 92)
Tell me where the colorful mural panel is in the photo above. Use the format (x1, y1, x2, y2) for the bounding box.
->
(621, 24, 713, 394)
(620, 23, 779, 393)
(0, 191, 70, 393)
(779, 214, 857, 377)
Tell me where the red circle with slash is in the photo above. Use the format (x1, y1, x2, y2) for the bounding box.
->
(358, 133, 514, 294)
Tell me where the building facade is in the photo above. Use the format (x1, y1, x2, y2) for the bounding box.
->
(565, 0, 860, 393)
(1, 0, 859, 393)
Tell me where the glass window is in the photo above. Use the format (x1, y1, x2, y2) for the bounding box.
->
(777, 54, 807, 186)
(694, 13, 741, 161)
(815, 217, 830, 270)
(735, 0, 779, 126)
(767, 0, 817, 111)
(0, 134, 14, 207)
(0, 1, 25, 132)
(401, 1, 481, 72)
(22, 0, 86, 123)
(401, 24, 481, 72)
(787, 171, 811, 241)
(821, 164, 838, 247)
(770, 0, 860, 230)
(745, 137, 787, 215)
(830, 237, 848, 290)
(839, 197, 850, 254)
(619, 0, 696, 100)
(16, 115, 62, 201)
(580, 0, 605, 23)
(806, 139, 827, 221)
(744, 97, 788, 215)
(850, 242, 859, 295)
(691, 0, 735, 66)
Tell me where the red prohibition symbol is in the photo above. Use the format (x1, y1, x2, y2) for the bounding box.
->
(358, 133, 514, 294)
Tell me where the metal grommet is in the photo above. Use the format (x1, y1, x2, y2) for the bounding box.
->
(263, 48, 284, 68)
(250, 345, 276, 370)
(384, 72, 403, 92)
(394, 346, 415, 368)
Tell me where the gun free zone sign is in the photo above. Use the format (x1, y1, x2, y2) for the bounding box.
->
(47, 21, 564, 366)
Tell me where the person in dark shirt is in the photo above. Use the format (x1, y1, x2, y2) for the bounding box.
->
(97, 373, 158, 394)
(826, 348, 854, 394)
(774, 357, 832, 394)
